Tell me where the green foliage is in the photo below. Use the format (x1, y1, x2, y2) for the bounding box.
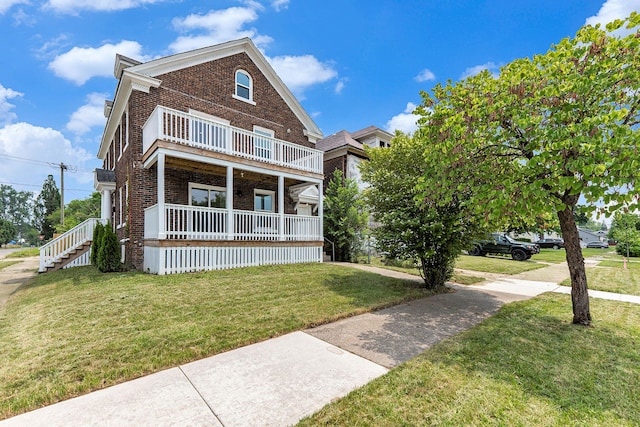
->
(34, 175, 61, 240)
(96, 224, 121, 272)
(0, 184, 34, 238)
(361, 132, 484, 289)
(414, 14, 640, 323)
(609, 212, 640, 257)
(0, 218, 17, 246)
(91, 222, 105, 266)
(50, 192, 101, 234)
(323, 169, 368, 262)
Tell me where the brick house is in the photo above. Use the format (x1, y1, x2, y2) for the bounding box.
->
(41, 38, 325, 274)
(317, 126, 392, 191)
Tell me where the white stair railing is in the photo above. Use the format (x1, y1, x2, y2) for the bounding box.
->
(39, 218, 104, 272)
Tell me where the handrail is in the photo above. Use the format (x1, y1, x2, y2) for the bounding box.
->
(142, 106, 323, 174)
(39, 218, 105, 272)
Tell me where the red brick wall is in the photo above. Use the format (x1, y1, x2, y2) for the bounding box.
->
(114, 52, 311, 270)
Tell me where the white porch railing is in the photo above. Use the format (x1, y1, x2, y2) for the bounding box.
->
(142, 106, 323, 174)
(39, 218, 104, 272)
(145, 204, 321, 241)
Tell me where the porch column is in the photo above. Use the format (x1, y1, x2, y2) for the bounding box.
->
(318, 183, 323, 240)
(226, 166, 234, 240)
(158, 152, 166, 239)
(100, 189, 112, 221)
(278, 175, 285, 241)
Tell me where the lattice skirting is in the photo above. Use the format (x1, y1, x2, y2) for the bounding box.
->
(144, 245, 323, 275)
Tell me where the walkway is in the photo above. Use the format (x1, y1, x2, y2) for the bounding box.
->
(1, 258, 639, 426)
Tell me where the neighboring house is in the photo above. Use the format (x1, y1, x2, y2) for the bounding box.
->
(41, 38, 324, 274)
(317, 126, 393, 191)
(578, 228, 606, 247)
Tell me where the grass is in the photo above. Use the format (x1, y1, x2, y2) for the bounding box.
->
(299, 294, 640, 426)
(4, 248, 39, 258)
(356, 256, 486, 285)
(560, 263, 640, 296)
(0, 261, 20, 271)
(456, 254, 545, 275)
(0, 263, 430, 419)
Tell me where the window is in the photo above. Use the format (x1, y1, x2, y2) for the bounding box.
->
(254, 189, 275, 212)
(234, 70, 255, 104)
(189, 183, 226, 208)
(253, 126, 274, 160)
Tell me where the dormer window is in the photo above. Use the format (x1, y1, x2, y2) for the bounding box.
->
(234, 70, 255, 104)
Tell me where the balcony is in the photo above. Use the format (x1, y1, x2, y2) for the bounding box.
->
(144, 204, 321, 241)
(143, 106, 323, 175)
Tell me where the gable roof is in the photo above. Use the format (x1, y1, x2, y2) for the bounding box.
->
(350, 125, 393, 142)
(315, 130, 363, 153)
(98, 38, 322, 159)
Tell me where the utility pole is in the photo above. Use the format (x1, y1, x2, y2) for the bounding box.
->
(48, 161, 76, 226)
(60, 162, 68, 225)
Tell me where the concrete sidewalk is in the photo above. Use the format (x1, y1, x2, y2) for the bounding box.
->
(2, 259, 639, 426)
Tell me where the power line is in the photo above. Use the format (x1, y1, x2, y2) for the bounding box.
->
(0, 181, 93, 192)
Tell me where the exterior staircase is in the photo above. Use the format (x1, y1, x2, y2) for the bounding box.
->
(39, 218, 104, 273)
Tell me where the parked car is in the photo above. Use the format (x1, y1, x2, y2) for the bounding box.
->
(534, 238, 564, 249)
(586, 241, 609, 249)
(469, 233, 540, 261)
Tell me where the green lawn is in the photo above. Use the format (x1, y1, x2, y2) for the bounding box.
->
(0, 261, 20, 271)
(0, 263, 430, 419)
(356, 256, 486, 285)
(560, 263, 640, 296)
(299, 294, 640, 426)
(4, 248, 39, 258)
(456, 254, 545, 275)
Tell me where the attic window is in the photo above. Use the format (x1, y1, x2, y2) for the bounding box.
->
(234, 70, 255, 105)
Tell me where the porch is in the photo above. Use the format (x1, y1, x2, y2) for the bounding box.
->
(143, 106, 323, 175)
(144, 204, 321, 241)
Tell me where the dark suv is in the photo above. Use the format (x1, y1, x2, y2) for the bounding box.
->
(469, 233, 540, 261)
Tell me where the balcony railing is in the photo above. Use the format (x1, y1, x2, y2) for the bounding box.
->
(145, 204, 321, 241)
(143, 106, 323, 175)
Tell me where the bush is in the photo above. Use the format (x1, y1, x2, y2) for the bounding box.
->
(91, 222, 104, 266)
(616, 241, 640, 258)
(97, 224, 121, 272)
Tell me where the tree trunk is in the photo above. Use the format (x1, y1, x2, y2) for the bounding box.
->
(557, 207, 592, 326)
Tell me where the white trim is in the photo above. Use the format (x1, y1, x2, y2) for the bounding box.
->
(254, 189, 275, 212)
(122, 38, 322, 143)
(188, 182, 227, 208)
(252, 125, 274, 137)
(234, 69, 254, 103)
(188, 109, 230, 125)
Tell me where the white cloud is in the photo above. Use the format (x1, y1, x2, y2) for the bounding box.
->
(66, 92, 107, 135)
(267, 54, 337, 97)
(334, 78, 347, 94)
(415, 68, 436, 82)
(271, 0, 290, 11)
(585, 0, 640, 28)
(0, 0, 27, 14)
(169, 7, 273, 53)
(0, 84, 23, 126)
(48, 40, 149, 85)
(0, 122, 93, 192)
(460, 62, 500, 79)
(385, 102, 419, 134)
(44, 0, 170, 14)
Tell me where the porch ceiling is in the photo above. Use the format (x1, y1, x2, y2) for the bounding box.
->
(165, 157, 311, 187)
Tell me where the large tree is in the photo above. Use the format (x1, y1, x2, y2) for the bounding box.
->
(323, 169, 368, 262)
(34, 175, 61, 240)
(49, 192, 101, 233)
(415, 14, 639, 325)
(361, 133, 483, 289)
(0, 184, 34, 238)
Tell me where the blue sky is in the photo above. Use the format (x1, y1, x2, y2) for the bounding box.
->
(0, 0, 638, 205)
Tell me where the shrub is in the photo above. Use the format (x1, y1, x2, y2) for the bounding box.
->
(97, 224, 121, 272)
(616, 241, 640, 258)
(91, 222, 104, 266)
